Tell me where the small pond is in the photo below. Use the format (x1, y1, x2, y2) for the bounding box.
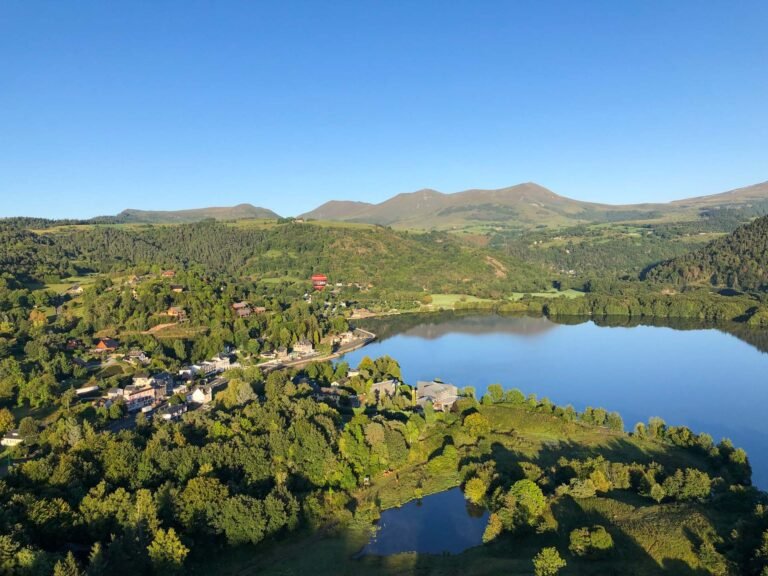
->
(360, 487, 488, 556)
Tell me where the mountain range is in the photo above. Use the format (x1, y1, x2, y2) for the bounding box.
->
(103, 204, 280, 224)
(299, 181, 768, 230)
(97, 180, 768, 229)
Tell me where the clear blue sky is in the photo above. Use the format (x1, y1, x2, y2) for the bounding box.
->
(1, 1, 766, 218)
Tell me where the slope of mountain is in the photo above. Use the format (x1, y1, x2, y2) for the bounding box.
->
(300, 181, 768, 230)
(104, 204, 280, 224)
(647, 214, 768, 291)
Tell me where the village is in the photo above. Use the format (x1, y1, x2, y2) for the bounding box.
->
(1, 268, 455, 450)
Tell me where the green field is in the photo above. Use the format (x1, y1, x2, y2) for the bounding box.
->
(427, 294, 494, 308)
(509, 288, 585, 301)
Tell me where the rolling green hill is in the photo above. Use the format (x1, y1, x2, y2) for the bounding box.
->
(300, 181, 768, 231)
(647, 214, 768, 291)
(3, 220, 552, 296)
(102, 203, 281, 223)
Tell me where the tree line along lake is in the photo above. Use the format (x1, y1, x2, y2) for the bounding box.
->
(341, 312, 768, 488)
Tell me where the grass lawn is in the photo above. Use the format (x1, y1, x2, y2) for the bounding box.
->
(428, 294, 494, 308)
(38, 274, 98, 295)
(509, 288, 584, 301)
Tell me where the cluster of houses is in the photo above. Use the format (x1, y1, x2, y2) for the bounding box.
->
(231, 301, 267, 319)
(88, 351, 238, 421)
(309, 377, 458, 414)
(260, 338, 317, 365)
(178, 352, 238, 379)
(93, 371, 229, 420)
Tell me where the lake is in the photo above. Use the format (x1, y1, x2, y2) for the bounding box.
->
(341, 312, 768, 487)
(360, 487, 488, 556)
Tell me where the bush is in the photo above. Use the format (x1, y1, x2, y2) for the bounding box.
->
(569, 525, 614, 559)
(533, 547, 566, 576)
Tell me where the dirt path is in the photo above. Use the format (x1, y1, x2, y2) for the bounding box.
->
(485, 255, 508, 278)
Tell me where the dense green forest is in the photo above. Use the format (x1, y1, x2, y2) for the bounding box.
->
(0, 220, 550, 296)
(648, 215, 768, 291)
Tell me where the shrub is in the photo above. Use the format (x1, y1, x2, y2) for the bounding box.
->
(569, 525, 614, 559)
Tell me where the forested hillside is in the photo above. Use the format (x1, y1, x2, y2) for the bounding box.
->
(0, 221, 551, 296)
(647, 215, 768, 291)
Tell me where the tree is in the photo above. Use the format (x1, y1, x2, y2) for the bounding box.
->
(0, 407, 14, 435)
(486, 383, 504, 403)
(662, 468, 711, 502)
(147, 528, 188, 575)
(504, 388, 525, 404)
(648, 416, 666, 439)
(463, 412, 491, 438)
(178, 476, 228, 532)
(533, 547, 566, 576)
(60, 387, 77, 411)
(569, 525, 614, 558)
(18, 416, 39, 440)
(215, 495, 267, 545)
(53, 552, 82, 576)
(464, 477, 488, 505)
(483, 512, 503, 543)
(650, 483, 666, 503)
(503, 479, 546, 529)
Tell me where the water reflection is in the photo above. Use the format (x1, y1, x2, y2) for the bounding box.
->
(342, 312, 768, 486)
(360, 487, 488, 556)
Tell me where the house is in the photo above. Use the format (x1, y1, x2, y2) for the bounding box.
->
(178, 365, 199, 380)
(198, 354, 233, 376)
(75, 384, 100, 396)
(167, 306, 187, 321)
(159, 403, 188, 421)
(170, 284, 184, 293)
(416, 381, 459, 412)
(188, 383, 217, 404)
(260, 349, 277, 360)
(161, 270, 176, 278)
(153, 372, 176, 393)
(125, 349, 150, 366)
(132, 375, 154, 389)
(171, 382, 188, 396)
(313, 387, 361, 408)
(337, 331, 357, 345)
(292, 339, 314, 356)
(370, 379, 398, 401)
(232, 301, 252, 318)
(66, 284, 84, 296)
(122, 383, 156, 412)
(1, 430, 24, 447)
(253, 306, 267, 314)
(276, 346, 289, 360)
(94, 338, 119, 352)
(235, 306, 252, 319)
(65, 338, 83, 350)
(314, 386, 344, 406)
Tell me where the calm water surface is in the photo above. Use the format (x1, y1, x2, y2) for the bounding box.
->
(361, 487, 488, 556)
(342, 313, 768, 486)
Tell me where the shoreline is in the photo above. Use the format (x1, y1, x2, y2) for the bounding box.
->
(259, 328, 377, 372)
